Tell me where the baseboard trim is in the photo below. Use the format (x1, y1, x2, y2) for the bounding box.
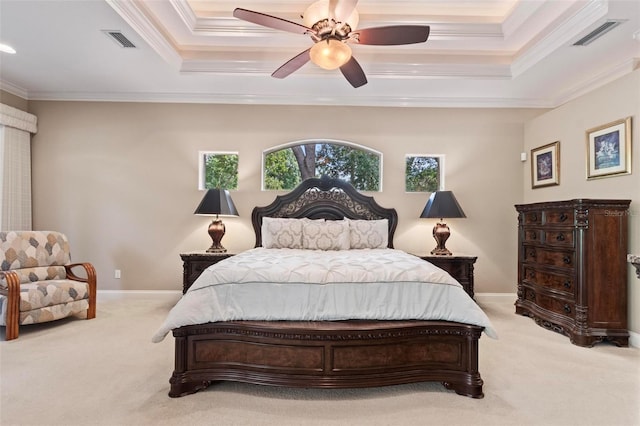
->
(629, 331, 640, 349)
(97, 289, 181, 301)
(474, 292, 517, 303)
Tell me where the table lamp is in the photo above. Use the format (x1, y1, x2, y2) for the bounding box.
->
(194, 189, 239, 253)
(420, 190, 466, 255)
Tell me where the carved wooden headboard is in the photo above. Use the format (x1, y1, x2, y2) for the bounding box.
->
(251, 176, 398, 248)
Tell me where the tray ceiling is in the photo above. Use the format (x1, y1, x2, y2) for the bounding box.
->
(0, 0, 638, 107)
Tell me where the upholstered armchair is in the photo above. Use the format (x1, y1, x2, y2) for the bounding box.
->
(0, 231, 97, 340)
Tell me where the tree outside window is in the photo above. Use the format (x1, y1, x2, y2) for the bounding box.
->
(405, 155, 443, 192)
(199, 151, 239, 190)
(263, 141, 381, 191)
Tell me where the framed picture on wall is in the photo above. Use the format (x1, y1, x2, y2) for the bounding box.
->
(531, 141, 560, 188)
(586, 117, 632, 180)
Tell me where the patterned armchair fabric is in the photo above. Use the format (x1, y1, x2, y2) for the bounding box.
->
(0, 231, 97, 340)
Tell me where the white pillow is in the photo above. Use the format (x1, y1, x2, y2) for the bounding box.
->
(261, 217, 305, 249)
(348, 218, 389, 249)
(302, 219, 350, 250)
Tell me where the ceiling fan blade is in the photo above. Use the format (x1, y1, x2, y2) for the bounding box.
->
(340, 56, 367, 88)
(233, 8, 311, 35)
(355, 25, 430, 45)
(272, 48, 312, 79)
(329, 0, 358, 23)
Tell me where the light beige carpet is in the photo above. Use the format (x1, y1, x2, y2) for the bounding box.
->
(1, 293, 639, 426)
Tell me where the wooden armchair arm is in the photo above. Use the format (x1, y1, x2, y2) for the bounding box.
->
(0, 270, 21, 340)
(65, 262, 97, 319)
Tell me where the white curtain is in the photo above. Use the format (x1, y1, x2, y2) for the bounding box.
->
(0, 103, 37, 231)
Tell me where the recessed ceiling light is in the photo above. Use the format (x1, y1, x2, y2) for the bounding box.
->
(0, 43, 16, 54)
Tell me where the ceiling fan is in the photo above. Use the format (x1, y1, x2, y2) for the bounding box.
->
(233, 0, 430, 88)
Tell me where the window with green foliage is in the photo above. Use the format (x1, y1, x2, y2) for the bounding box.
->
(405, 155, 443, 192)
(199, 152, 239, 190)
(263, 140, 381, 191)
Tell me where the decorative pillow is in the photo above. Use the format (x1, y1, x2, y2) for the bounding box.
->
(302, 220, 350, 250)
(261, 217, 305, 249)
(348, 219, 389, 249)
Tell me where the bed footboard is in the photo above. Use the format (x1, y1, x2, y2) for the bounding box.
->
(169, 320, 484, 399)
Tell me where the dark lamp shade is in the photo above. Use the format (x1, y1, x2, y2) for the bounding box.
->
(194, 189, 239, 217)
(420, 191, 466, 219)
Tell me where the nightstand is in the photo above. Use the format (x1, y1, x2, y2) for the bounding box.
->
(417, 255, 477, 299)
(180, 252, 235, 294)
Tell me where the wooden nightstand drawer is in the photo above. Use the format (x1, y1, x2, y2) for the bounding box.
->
(417, 255, 477, 299)
(180, 252, 235, 293)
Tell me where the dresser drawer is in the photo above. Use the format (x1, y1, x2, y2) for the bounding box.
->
(522, 266, 575, 296)
(523, 229, 541, 243)
(524, 288, 574, 319)
(542, 229, 574, 248)
(544, 210, 573, 225)
(523, 211, 542, 225)
(524, 247, 574, 269)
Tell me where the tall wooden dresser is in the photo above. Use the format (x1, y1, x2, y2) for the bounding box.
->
(515, 199, 630, 347)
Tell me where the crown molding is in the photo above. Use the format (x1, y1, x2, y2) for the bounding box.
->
(106, 0, 182, 68)
(552, 58, 638, 106)
(21, 88, 554, 109)
(511, 0, 608, 77)
(0, 80, 29, 100)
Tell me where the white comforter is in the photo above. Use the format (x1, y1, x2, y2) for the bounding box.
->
(152, 248, 497, 342)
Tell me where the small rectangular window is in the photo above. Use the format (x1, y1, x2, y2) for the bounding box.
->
(405, 155, 444, 192)
(198, 151, 239, 190)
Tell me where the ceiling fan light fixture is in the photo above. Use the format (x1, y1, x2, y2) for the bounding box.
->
(310, 38, 352, 70)
(303, 0, 359, 30)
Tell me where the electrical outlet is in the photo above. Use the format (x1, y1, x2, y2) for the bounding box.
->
(114, 269, 121, 279)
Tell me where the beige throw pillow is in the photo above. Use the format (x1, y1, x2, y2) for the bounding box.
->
(261, 217, 305, 249)
(348, 219, 389, 249)
(302, 219, 350, 250)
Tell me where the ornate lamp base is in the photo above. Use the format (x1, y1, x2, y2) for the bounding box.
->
(431, 222, 452, 256)
(206, 218, 227, 253)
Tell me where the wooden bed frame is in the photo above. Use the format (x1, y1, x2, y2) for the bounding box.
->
(169, 177, 485, 398)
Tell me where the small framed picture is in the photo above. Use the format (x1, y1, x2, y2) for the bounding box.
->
(531, 141, 560, 188)
(586, 117, 632, 180)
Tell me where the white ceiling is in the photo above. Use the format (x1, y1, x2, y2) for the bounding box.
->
(0, 0, 638, 108)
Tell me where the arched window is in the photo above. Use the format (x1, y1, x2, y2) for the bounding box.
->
(263, 140, 382, 191)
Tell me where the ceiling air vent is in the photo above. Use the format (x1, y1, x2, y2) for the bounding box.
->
(104, 30, 136, 48)
(573, 20, 624, 46)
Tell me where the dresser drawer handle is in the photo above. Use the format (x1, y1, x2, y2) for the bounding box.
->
(528, 250, 537, 259)
(556, 233, 565, 241)
(528, 271, 535, 279)
(563, 280, 571, 289)
(563, 304, 571, 314)
(563, 255, 571, 265)
(529, 232, 537, 240)
(559, 213, 568, 222)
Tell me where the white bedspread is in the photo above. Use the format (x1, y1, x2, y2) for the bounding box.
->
(152, 248, 497, 342)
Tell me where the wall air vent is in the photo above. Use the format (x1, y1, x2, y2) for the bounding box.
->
(103, 30, 136, 48)
(573, 20, 624, 46)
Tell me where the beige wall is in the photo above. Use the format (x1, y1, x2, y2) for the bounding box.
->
(27, 101, 542, 295)
(523, 69, 640, 335)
